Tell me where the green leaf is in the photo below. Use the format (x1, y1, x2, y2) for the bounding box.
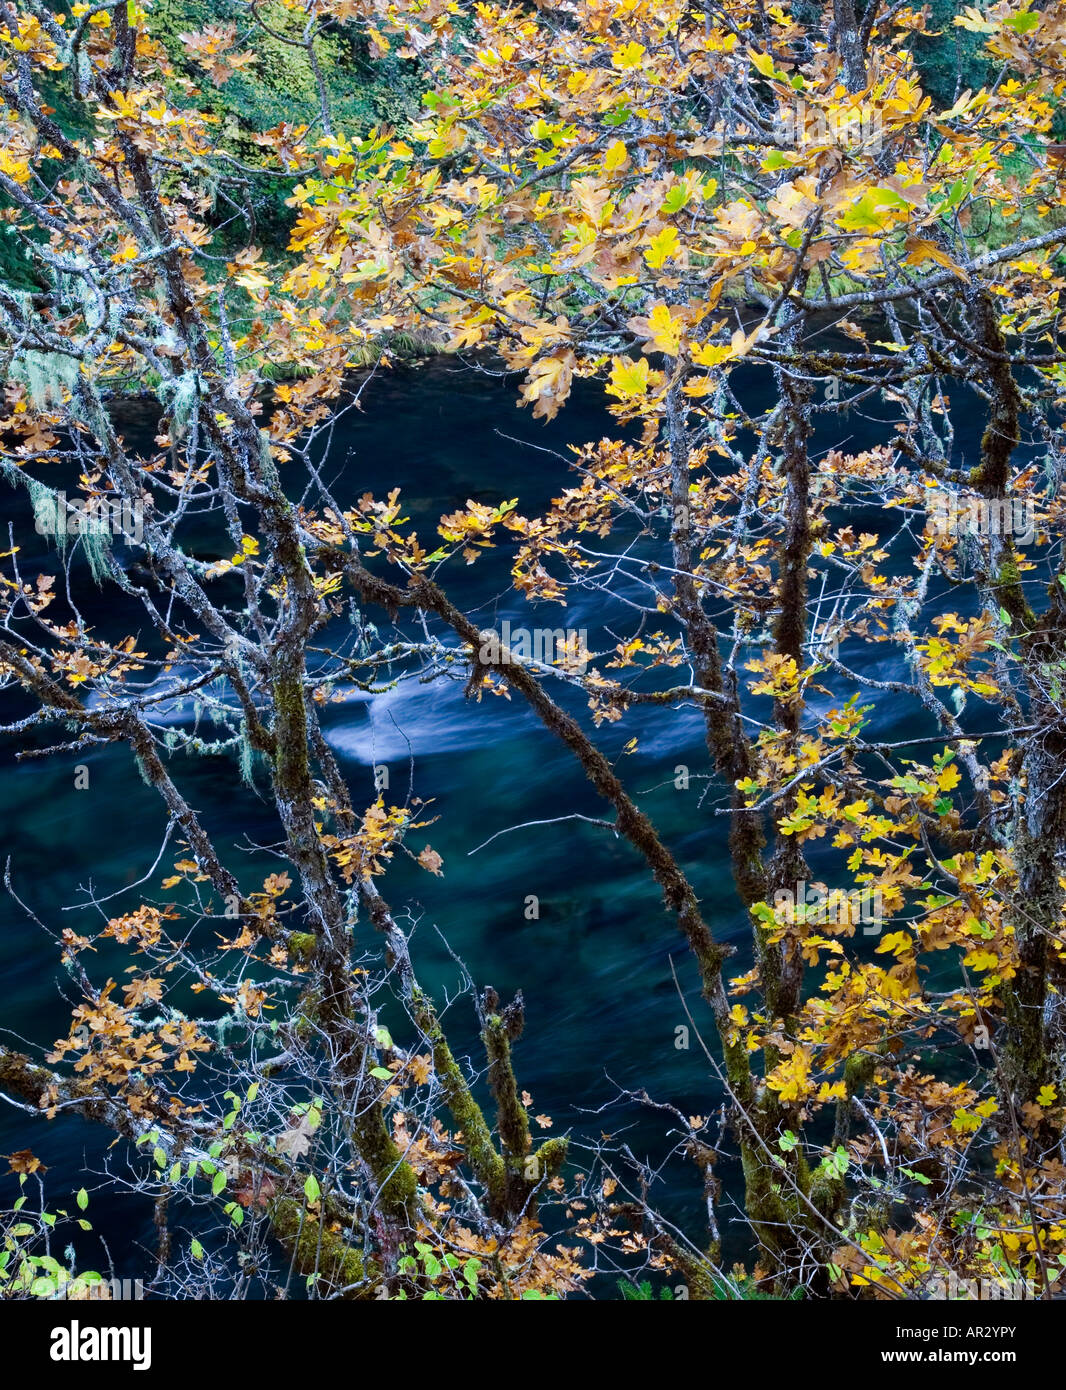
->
(1003, 9, 1039, 34)
(211, 1171, 226, 1197)
(660, 183, 691, 214)
(937, 167, 979, 217)
(370, 1066, 392, 1081)
(304, 1174, 321, 1204)
(76, 1188, 88, 1211)
(900, 1166, 932, 1185)
(191, 1239, 204, 1261)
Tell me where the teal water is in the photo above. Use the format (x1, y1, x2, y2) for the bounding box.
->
(0, 355, 1003, 1284)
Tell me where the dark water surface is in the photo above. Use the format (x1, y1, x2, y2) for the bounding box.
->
(0, 356, 997, 1287)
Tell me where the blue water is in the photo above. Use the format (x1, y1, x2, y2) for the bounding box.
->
(0, 354, 1008, 1286)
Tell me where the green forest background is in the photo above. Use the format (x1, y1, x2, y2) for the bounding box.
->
(0, 0, 1003, 298)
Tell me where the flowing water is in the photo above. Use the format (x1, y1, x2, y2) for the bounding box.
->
(0, 355, 1002, 1288)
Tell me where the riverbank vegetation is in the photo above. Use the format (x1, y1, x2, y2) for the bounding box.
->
(2, 0, 1066, 1302)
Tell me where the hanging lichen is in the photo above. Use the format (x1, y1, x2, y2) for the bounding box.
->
(160, 371, 199, 442)
(80, 522, 114, 585)
(238, 719, 255, 786)
(11, 350, 80, 411)
(2, 461, 116, 583)
(2, 461, 68, 557)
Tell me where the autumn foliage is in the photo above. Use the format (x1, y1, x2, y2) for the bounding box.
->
(1, 0, 1066, 1301)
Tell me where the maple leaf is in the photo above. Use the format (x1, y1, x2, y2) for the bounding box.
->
(630, 302, 687, 355)
(418, 845, 444, 875)
(606, 356, 663, 401)
(903, 237, 968, 281)
(6, 1149, 45, 1175)
(766, 1051, 813, 1103)
(643, 225, 681, 268)
(123, 976, 164, 1008)
(836, 187, 909, 233)
(876, 931, 915, 958)
(612, 41, 646, 70)
(276, 1113, 315, 1161)
(519, 353, 575, 422)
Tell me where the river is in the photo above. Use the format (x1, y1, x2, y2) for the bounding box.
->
(0, 352, 1004, 1291)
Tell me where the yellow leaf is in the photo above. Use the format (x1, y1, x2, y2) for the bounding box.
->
(612, 41, 646, 70)
(903, 237, 969, 281)
(749, 50, 778, 79)
(643, 225, 680, 268)
(690, 341, 735, 368)
(962, 948, 999, 971)
(606, 356, 662, 400)
(644, 303, 684, 354)
(519, 354, 574, 422)
(875, 931, 914, 958)
(938, 88, 973, 121)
